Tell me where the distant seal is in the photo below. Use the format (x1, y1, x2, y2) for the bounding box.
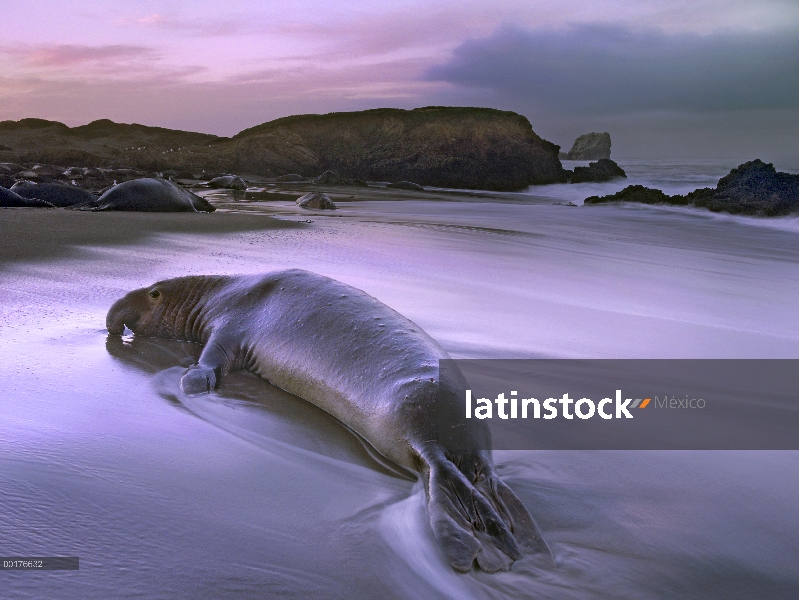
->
(275, 173, 304, 182)
(106, 270, 550, 572)
(208, 175, 247, 191)
(80, 178, 215, 212)
(296, 192, 336, 210)
(386, 181, 424, 191)
(11, 181, 95, 207)
(0, 186, 54, 208)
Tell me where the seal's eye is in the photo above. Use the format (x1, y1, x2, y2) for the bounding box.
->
(149, 290, 160, 299)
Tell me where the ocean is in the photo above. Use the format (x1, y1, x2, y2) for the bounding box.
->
(1, 159, 798, 598)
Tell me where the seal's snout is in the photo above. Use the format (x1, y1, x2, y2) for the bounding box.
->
(106, 296, 139, 335)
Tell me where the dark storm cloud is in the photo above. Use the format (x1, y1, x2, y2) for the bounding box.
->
(425, 24, 799, 114)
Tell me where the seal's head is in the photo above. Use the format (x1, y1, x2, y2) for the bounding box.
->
(106, 282, 169, 336)
(107, 275, 229, 339)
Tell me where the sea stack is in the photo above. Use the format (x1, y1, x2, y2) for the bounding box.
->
(561, 132, 612, 160)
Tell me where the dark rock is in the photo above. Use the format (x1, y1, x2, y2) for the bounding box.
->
(584, 185, 676, 205)
(0, 174, 16, 188)
(162, 169, 178, 177)
(686, 160, 799, 216)
(276, 173, 304, 182)
(208, 175, 247, 190)
(552, 201, 578, 206)
(386, 181, 424, 191)
(565, 132, 612, 160)
(571, 159, 626, 183)
(584, 160, 799, 216)
(11, 181, 96, 207)
(296, 192, 336, 210)
(175, 171, 196, 180)
(0, 186, 54, 208)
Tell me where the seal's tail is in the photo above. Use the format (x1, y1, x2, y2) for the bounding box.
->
(425, 458, 551, 572)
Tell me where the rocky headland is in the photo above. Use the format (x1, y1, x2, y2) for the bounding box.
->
(584, 160, 799, 216)
(0, 107, 567, 192)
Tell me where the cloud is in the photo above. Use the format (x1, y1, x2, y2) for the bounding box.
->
(117, 13, 247, 37)
(0, 43, 208, 84)
(0, 43, 168, 81)
(426, 24, 799, 114)
(13, 44, 156, 68)
(0, 52, 438, 136)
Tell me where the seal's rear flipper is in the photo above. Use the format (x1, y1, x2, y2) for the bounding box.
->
(425, 460, 529, 572)
(66, 200, 101, 211)
(491, 479, 552, 557)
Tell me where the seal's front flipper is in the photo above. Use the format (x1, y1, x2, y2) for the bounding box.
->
(425, 460, 523, 572)
(180, 365, 217, 394)
(180, 336, 235, 394)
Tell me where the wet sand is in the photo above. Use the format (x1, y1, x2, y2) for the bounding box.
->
(2, 193, 798, 599)
(0, 208, 300, 265)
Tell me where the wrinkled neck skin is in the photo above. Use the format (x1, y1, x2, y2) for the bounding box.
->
(125, 276, 230, 343)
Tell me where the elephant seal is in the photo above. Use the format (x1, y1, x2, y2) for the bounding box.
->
(275, 173, 304, 182)
(106, 269, 550, 572)
(386, 181, 424, 191)
(78, 178, 214, 212)
(1, 186, 54, 207)
(11, 181, 96, 207)
(296, 192, 336, 210)
(208, 175, 247, 190)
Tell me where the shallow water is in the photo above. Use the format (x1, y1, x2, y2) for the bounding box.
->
(2, 187, 799, 598)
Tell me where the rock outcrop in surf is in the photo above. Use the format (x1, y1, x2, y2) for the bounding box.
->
(584, 185, 675, 206)
(568, 158, 626, 183)
(584, 160, 799, 216)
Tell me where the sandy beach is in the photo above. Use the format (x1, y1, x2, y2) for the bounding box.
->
(4, 0, 799, 592)
(2, 187, 799, 598)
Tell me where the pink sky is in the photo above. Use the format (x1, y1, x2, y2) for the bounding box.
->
(1, 1, 797, 157)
